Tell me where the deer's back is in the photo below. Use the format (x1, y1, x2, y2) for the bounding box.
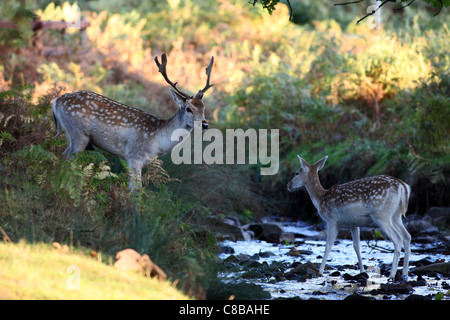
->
(54, 91, 167, 156)
(54, 91, 163, 132)
(320, 175, 409, 225)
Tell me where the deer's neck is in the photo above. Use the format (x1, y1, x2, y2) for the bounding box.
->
(166, 108, 192, 130)
(304, 173, 327, 212)
(158, 109, 193, 152)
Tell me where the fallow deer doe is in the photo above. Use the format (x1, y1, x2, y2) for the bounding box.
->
(53, 54, 214, 189)
(287, 155, 411, 280)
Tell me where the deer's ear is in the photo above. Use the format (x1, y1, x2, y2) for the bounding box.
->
(297, 155, 310, 170)
(314, 156, 328, 171)
(169, 88, 186, 108)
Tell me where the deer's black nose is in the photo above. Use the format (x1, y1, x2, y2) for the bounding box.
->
(202, 120, 209, 130)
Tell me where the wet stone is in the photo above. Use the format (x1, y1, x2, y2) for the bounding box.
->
(411, 262, 450, 276)
(258, 251, 275, 258)
(342, 272, 369, 286)
(224, 255, 239, 263)
(411, 258, 434, 267)
(240, 259, 263, 269)
(408, 275, 427, 287)
(405, 294, 432, 300)
(378, 283, 413, 295)
(242, 270, 265, 279)
(219, 245, 235, 254)
(344, 293, 376, 301)
(287, 247, 313, 257)
(287, 261, 319, 280)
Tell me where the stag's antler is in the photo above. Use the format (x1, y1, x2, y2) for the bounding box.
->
(195, 56, 214, 99)
(154, 53, 192, 99)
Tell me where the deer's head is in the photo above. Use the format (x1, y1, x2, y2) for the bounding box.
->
(155, 54, 214, 130)
(287, 155, 328, 192)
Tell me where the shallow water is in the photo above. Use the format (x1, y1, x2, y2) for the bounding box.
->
(218, 219, 449, 300)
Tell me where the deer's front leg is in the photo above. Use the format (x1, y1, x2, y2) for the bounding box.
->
(126, 158, 143, 191)
(350, 227, 365, 273)
(319, 222, 338, 275)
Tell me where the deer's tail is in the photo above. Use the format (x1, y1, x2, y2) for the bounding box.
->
(52, 98, 62, 139)
(399, 181, 411, 218)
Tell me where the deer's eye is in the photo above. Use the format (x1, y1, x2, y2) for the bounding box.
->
(295, 172, 299, 176)
(186, 107, 193, 113)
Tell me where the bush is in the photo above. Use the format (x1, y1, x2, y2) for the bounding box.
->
(409, 72, 450, 153)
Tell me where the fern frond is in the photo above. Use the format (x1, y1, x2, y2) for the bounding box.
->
(142, 157, 180, 188)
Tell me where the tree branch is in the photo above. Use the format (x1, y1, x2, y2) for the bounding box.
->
(250, 0, 294, 20)
(433, 0, 443, 16)
(334, 0, 365, 6)
(334, 0, 446, 25)
(393, 0, 416, 10)
(356, 0, 397, 24)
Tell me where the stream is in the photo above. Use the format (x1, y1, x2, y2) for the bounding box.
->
(217, 218, 450, 300)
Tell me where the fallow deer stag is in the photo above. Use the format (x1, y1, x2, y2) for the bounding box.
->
(287, 155, 411, 280)
(53, 53, 214, 189)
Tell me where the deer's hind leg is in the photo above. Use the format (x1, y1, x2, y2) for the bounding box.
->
(62, 130, 91, 158)
(392, 211, 411, 278)
(372, 215, 403, 280)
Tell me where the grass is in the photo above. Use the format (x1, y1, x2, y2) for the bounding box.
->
(0, 241, 190, 300)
